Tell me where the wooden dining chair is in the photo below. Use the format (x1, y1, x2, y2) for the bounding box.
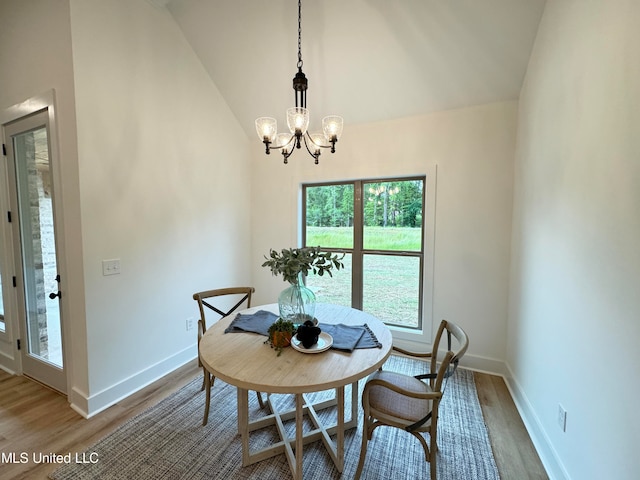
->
(193, 287, 265, 425)
(354, 319, 469, 480)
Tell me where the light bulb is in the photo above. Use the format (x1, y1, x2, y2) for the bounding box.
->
(287, 107, 309, 135)
(255, 117, 277, 142)
(322, 116, 344, 141)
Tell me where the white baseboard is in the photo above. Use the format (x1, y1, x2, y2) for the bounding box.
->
(458, 353, 508, 376)
(0, 362, 17, 375)
(69, 347, 197, 418)
(0, 346, 19, 375)
(503, 365, 571, 480)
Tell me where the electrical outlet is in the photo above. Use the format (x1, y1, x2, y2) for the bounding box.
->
(102, 259, 121, 276)
(557, 404, 567, 432)
(186, 317, 196, 331)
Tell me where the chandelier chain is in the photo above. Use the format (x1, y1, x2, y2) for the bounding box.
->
(297, 0, 303, 69)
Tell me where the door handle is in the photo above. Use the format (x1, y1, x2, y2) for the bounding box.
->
(49, 274, 61, 299)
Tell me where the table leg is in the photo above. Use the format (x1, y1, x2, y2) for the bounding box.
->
(294, 393, 303, 480)
(336, 386, 345, 472)
(237, 388, 250, 467)
(236, 383, 359, 476)
(351, 380, 359, 425)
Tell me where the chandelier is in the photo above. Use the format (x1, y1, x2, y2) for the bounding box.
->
(255, 0, 343, 165)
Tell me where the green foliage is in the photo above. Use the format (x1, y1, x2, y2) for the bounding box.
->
(264, 318, 297, 356)
(307, 226, 354, 249)
(307, 226, 422, 251)
(305, 180, 423, 231)
(362, 180, 423, 228)
(262, 246, 345, 284)
(267, 318, 297, 335)
(305, 184, 354, 228)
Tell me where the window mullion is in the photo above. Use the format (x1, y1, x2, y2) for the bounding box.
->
(351, 181, 363, 309)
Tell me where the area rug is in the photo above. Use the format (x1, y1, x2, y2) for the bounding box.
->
(50, 356, 499, 479)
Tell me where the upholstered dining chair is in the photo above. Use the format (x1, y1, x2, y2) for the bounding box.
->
(354, 319, 469, 480)
(193, 287, 265, 425)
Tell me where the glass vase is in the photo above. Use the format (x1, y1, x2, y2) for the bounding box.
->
(278, 272, 316, 324)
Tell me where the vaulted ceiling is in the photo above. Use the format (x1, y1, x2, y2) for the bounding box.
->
(162, 0, 546, 139)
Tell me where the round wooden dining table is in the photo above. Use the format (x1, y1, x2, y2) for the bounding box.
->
(199, 303, 393, 480)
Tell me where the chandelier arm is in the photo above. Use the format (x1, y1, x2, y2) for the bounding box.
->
(271, 133, 296, 164)
(278, 134, 296, 150)
(282, 145, 295, 164)
(302, 135, 321, 164)
(304, 131, 331, 149)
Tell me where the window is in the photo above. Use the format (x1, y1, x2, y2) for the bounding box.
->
(303, 177, 425, 329)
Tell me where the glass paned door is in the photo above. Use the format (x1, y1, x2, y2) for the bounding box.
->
(0, 246, 4, 331)
(4, 107, 66, 394)
(12, 125, 63, 368)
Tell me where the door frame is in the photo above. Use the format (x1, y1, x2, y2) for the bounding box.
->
(1, 90, 69, 393)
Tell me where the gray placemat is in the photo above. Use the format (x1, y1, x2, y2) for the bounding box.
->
(224, 310, 278, 336)
(319, 323, 382, 351)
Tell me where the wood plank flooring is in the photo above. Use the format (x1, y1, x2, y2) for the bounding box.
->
(0, 362, 547, 480)
(474, 372, 548, 480)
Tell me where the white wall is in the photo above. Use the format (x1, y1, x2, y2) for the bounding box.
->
(508, 1, 640, 479)
(251, 101, 517, 370)
(67, 0, 252, 415)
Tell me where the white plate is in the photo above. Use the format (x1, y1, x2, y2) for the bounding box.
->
(291, 332, 333, 354)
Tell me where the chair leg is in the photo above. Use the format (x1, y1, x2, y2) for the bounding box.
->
(430, 431, 438, 480)
(354, 415, 372, 480)
(411, 431, 436, 477)
(202, 371, 213, 426)
(430, 453, 437, 480)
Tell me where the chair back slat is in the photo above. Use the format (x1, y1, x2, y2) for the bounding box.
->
(193, 287, 255, 337)
(201, 293, 249, 318)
